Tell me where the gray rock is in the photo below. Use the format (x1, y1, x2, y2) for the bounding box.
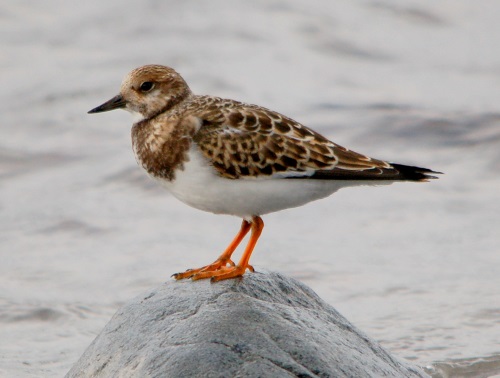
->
(66, 271, 428, 378)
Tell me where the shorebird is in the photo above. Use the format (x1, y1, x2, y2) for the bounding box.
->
(88, 65, 440, 282)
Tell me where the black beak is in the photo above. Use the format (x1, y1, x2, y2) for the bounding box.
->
(88, 94, 126, 114)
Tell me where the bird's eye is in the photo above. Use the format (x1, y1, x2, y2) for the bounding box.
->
(139, 82, 154, 92)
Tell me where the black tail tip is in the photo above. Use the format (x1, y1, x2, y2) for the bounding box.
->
(391, 163, 442, 181)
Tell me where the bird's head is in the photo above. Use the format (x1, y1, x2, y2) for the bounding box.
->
(88, 65, 191, 121)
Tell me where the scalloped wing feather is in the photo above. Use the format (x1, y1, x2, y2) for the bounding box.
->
(189, 97, 428, 181)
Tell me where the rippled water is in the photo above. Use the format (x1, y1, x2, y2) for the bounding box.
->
(1, 1, 500, 377)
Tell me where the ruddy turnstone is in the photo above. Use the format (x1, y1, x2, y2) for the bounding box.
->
(89, 65, 440, 282)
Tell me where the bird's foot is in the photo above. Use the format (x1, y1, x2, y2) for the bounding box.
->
(193, 264, 254, 282)
(171, 258, 236, 280)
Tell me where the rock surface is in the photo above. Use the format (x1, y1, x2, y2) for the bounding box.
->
(66, 271, 428, 378)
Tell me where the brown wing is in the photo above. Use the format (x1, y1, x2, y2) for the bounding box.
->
(190, 97, 437, 181)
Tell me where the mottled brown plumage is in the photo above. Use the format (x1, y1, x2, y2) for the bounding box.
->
(187, 97, 396, 180)
(90, 64, 438, 183)
(88, 64, 441, 282)
(132, 115, 199, 181)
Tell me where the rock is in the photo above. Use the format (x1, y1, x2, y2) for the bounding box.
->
(66, 271, 428, 378)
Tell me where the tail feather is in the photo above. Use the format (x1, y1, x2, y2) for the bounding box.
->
(305, 163, 442, 182)
(390, 163, 441, 182)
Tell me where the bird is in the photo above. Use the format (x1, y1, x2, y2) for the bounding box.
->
(88, 64, 440, 282)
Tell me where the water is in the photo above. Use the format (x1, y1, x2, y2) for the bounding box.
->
(1, 1, 500, 377)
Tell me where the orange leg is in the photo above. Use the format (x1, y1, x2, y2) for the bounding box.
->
(193, 216, 264, 282)
(172, 219, 252, 280)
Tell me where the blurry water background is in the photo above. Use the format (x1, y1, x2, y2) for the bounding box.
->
(1, 1, 500, 377)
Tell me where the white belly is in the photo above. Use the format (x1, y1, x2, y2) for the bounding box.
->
(153, 146, 383, 219)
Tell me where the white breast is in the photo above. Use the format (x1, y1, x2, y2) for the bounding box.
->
(148, 146, 386, 219)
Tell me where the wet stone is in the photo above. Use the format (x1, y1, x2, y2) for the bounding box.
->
(66, 271, 428, 378)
